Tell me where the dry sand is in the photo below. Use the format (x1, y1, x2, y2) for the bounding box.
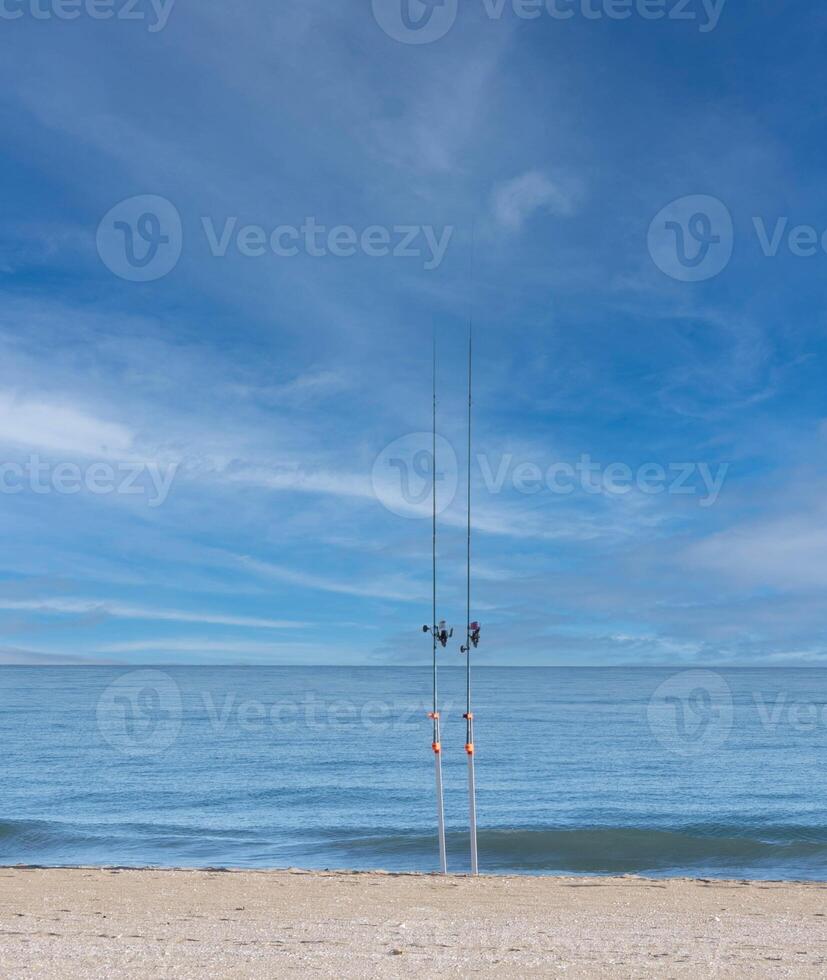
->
(1, 867, 825, 978)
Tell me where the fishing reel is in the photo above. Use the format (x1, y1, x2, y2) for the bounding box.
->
(461, 624, 481, 654)
(423, 623, 453, 647)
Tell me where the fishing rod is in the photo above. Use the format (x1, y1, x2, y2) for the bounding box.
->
(421, 339, 449, 874)
(460, 327, 480, 875)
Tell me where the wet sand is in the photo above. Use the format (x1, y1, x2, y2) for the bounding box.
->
(1, 866, 825, 977)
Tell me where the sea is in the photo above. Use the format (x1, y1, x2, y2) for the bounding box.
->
(2, 666, 827, 880)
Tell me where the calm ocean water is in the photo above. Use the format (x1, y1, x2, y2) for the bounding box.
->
(2, 666, 827, 879)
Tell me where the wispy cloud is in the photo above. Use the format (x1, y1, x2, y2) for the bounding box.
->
(91, 637, 367, 664)
(0, 598, 306, 630)
(0, 390, 134, 458)
(0, 645, 109, 665)
(232, 554, 425, 602)
(0, 2, 822, 666)
(685, 511, 827, 591)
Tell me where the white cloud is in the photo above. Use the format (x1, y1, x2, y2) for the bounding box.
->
(92, 637, 367, 664)
(224, 463, 373, 501)
(0, 597, 305, 630)
(0, 390, 134, 458)
(686, 513, 827, 591)
(492, 171, 581, 231)
(95, 638, 320, 654)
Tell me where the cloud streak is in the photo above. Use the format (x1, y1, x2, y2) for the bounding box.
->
(0, 598, 306, 630)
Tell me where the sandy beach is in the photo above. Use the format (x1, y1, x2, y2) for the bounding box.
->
(0, 867, 824, 978)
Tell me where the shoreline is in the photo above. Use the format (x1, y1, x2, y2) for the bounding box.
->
(2, 862, 827, 883)
(2, 867, 825, 977)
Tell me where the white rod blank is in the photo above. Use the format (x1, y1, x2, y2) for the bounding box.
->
(467, 751, 478, 875)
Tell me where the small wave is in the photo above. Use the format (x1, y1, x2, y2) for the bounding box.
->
(0, 817, 106, 852)
(3, 818, 827, 878)
(336, 824, 827, 877)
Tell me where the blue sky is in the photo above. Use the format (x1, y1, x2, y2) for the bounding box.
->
(1, 0, 827, 665)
